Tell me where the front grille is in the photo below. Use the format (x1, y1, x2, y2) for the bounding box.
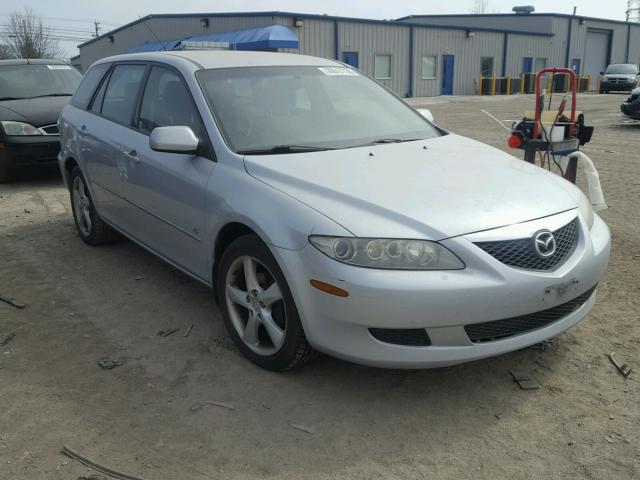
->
(39, 124, 59, 135)
(8, 143, 60, 163)
(464, 285, 596, 343)
(369, 328, 431, 346)
(474, 218, 578, 271)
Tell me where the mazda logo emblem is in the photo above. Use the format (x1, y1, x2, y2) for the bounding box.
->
(532, 230, 556, 258)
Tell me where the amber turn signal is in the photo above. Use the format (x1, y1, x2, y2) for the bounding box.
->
(310, 279, 349, 297)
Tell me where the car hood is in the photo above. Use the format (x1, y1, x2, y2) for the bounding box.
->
(243, 134, 581, 240)
(603, 73, 636, 80)
(0, 96, 70, 126)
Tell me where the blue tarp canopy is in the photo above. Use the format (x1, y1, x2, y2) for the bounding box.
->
(128, 25, 298, 53)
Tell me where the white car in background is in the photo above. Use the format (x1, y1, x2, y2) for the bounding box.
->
(58, 51, 610, 370)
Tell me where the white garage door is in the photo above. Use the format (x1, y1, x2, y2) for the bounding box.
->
(583, 30, 610, 90)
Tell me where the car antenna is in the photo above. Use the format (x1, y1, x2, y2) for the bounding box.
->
(139, 15, 168, 51)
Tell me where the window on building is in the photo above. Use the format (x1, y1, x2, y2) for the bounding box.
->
(100, 64, 146, 125)
(534, 57, 547, 72)
(480, 57, 494, 77)
(421, 55, 437, 79)
(374, 54, 392, 79)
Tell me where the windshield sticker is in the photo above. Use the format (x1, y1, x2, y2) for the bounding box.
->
(47, 65, 72, 70)
(318, 67, 359, 76)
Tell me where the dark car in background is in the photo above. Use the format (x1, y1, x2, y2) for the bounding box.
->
(599, 63, 640, 93)
(621, 87, 640, 120)
(0, 59, 82, 182)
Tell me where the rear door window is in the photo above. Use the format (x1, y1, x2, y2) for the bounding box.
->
(100, 64, 146, 126)
(70, 63, 110, 109)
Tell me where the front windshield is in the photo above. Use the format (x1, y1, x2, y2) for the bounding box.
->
(605, 64, 638, 75)
(0, 64, 82, 100)
(197, 65, 440, 153)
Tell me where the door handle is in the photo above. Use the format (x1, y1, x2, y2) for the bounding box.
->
(124, 149, 140, 164)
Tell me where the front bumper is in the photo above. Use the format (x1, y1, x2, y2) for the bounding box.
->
(0, 135, 61, 167)
(601, 81, 635, 92)
(621, 100, 640, 120)
(271, 211, 610, 368)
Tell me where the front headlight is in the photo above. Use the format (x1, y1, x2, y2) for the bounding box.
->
(309, 236, 465, 270)
(0, 121, 42, 136)
(578, 192, 595, 230)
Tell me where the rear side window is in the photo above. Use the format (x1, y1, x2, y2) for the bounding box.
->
(70, 63, 110, 109)
(137, 66, 204, 135)
(101, 64, 146, 126)
(89, 71, 110, 114)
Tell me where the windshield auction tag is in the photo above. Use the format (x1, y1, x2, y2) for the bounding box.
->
(318, 67, 359, 76)
(47, 65, 72, 70)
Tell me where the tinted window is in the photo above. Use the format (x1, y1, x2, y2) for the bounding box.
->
(137, 66, 203, 135)
(89, 71, 110, 114)
(481, 57, 494, 77)
(70, 63, 109, 108)
(101, 64, 146, 125)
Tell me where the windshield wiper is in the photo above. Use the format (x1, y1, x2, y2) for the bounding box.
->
(0, 96, 24, 101)
(371, 138, 423, 144)
(238, 145, 336, 155)
(27, 93, 73, 99)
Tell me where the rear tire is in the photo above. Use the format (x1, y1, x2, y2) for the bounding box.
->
(217, 234, 316, 371)
(69, 166, 118, 245)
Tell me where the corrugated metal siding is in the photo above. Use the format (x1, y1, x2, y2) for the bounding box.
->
(402, 15, 554, 34)
(338, 22, 410, 96)
(277, 17, 335, 59)
(77, 15, 283, 70)
(505, 34, 554, 76)
(413, 28, 503, 95)
(629, 25, 640, 64)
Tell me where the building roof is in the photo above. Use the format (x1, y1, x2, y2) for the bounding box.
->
(396, 12, 638, 27)
(78, 10, 554, 49)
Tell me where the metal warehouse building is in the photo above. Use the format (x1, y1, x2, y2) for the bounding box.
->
(73, 10, 640, 97)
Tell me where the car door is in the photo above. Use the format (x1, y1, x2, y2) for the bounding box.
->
(122, 64, 216, 280)
(81, 63, 147, 223)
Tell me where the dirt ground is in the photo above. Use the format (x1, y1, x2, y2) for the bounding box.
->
(1, 93, 638, 480)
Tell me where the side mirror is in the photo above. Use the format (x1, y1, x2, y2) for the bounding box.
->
(150, 126, 199, 154)
(599, 71, 604, 76)
(417, 108, 434, 122)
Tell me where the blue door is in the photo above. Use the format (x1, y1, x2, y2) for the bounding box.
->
(570, 58, 581, 74)
(343, 52, 359, 69)
(522, 57, 533, 74)
(442, 55, 454, 95)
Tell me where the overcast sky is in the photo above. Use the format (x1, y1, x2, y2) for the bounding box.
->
(0, 0, 634, 57)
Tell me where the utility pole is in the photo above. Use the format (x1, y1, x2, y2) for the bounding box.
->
(93, 20, 101, 37)
(627, 0, 640, 22)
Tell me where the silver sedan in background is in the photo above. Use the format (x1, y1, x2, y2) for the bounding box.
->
(58, 51, 610, 370)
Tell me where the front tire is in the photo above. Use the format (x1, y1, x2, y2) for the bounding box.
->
(217, 235, 316, 371)
(69, 166, 118, 245)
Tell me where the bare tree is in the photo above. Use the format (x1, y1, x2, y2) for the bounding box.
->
(470, 0, 491, 14)
(0, 43, 15, 60)
(1, 8, 62, 59)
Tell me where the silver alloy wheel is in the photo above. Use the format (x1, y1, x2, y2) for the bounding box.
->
(225, 255, 286, 355)
(71, 175, 92, 237)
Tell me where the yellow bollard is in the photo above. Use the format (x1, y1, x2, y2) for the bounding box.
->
(520, 73, 525, 94)
(506, 75, 511, 95)
(491, 75, 496, 95)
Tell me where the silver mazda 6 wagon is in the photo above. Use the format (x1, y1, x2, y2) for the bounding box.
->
(58, 51, 610, 370)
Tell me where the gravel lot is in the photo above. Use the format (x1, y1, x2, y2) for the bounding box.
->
(1, 93, 638, 479)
